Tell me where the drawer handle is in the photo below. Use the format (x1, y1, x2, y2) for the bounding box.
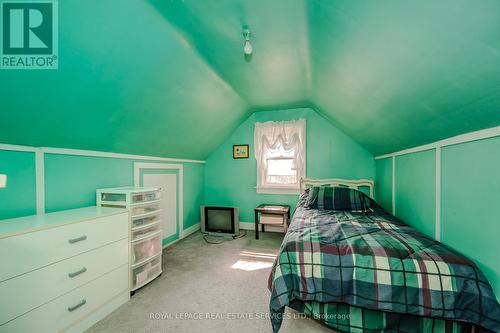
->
(67, 299, 86, 312)
(68, 267, 87, 278)
(68, 235, 87, 244)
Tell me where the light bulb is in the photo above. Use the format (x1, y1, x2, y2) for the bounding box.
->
(244, 40, 253, 55)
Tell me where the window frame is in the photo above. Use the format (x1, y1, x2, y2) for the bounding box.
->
(255, 121, 306, 194)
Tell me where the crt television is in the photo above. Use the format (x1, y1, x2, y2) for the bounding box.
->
(201, 206, 239, 236)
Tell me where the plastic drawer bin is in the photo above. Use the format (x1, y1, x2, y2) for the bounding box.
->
(132, 213, 161, 229)
(100, 193, 126, 203)
(132, 191, 160, 204)
(132, 256, 162, 290)
(132, 223, 161, 241)
(132, 234, 162, 265)
(131, 202, 160, 217)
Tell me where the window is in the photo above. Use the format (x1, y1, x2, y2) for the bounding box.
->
(254, 119, 306, 193)
(266, 147, 296, 185)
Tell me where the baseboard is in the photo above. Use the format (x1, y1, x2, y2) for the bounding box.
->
(239, 221, 285, 233)
(182, 222, 201, 238)
(163, 222, 201, 249)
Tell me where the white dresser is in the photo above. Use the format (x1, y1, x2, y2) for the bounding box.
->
(0, 207, 130, 333)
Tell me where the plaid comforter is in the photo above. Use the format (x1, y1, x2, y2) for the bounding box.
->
(289, 299, 489, 332)
(268, 195, 500, 332)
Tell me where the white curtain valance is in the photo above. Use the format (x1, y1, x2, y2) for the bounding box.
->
(254, 119, 306, 171)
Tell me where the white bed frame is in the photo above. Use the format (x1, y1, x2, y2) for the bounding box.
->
(299, 178, 375, 198)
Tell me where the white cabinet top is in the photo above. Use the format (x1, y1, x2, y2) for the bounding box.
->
(0, 206, 128, 239)
(96, 186, 159, 194)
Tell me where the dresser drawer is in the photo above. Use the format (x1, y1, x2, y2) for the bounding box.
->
(0, 238, 128, 325)
(0, 212, 128, 282)
(0, 265, 128, 333)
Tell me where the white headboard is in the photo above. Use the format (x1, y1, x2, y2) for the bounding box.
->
(300, 178, 375, 198)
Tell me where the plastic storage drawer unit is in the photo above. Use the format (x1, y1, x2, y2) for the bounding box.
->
(96, 187, 163, 294)
(132, 256, 162, 291)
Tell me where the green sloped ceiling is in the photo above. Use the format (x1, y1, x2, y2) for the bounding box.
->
(0, 0, 249, 159)
(1, 0, 500, 158)
(151, 0, 311, 108)
(308, 0, 500, 154)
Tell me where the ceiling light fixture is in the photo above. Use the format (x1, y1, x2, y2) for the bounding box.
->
(243, 28, 253, 55)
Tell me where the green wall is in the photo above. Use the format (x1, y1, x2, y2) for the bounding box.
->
(0, 150, 37, 219)
(0, 150, 205, 242)
(441, 136, 500, 297)
(375, 135, 500, 297)
(182, 164, 205, 230)
(375, 158, 392, 212)
(44, 154, 133, 213)
(395, 150, 436, 238)
(204, 107, 375, 223)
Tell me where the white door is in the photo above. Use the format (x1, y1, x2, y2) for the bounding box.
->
(142, 173, 178, 240)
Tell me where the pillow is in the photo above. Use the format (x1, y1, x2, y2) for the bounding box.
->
(305, 186, 373, 212)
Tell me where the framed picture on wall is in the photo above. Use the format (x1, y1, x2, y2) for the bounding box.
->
(233, 144, 249, 159)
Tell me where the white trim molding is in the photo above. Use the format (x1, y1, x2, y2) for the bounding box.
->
(0, 143, 39, 153)
(0, 143, 205, 164)
(375, 125, 500, 160)
(435, 147, 441, 241)
(35, 151, 45, 215)
(42, 147, 205, 164)
(182, 223, 201, 238)
(392, 156, 396, 215)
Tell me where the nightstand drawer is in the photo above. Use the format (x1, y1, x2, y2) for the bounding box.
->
(260, 213, 286, 225)
(0, 238, 128, 325)
(0, 212, 128, 282)
(0, 265, 128, 333)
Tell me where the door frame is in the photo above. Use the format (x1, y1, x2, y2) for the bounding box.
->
(133, 162, 184, 238)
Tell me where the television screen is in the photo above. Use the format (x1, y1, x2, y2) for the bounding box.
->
(205, 207, 235, 234)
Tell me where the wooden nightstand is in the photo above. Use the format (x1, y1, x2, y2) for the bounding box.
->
(254, 204, 290, 240)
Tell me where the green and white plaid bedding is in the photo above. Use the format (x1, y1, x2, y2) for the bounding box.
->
(289, 299, 488, 333)
(268, 194, 500, 332)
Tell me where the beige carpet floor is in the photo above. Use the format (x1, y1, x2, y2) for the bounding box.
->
(87, 230, 333, 333)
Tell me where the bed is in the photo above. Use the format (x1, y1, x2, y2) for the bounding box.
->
(268, 178, 500, 333)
